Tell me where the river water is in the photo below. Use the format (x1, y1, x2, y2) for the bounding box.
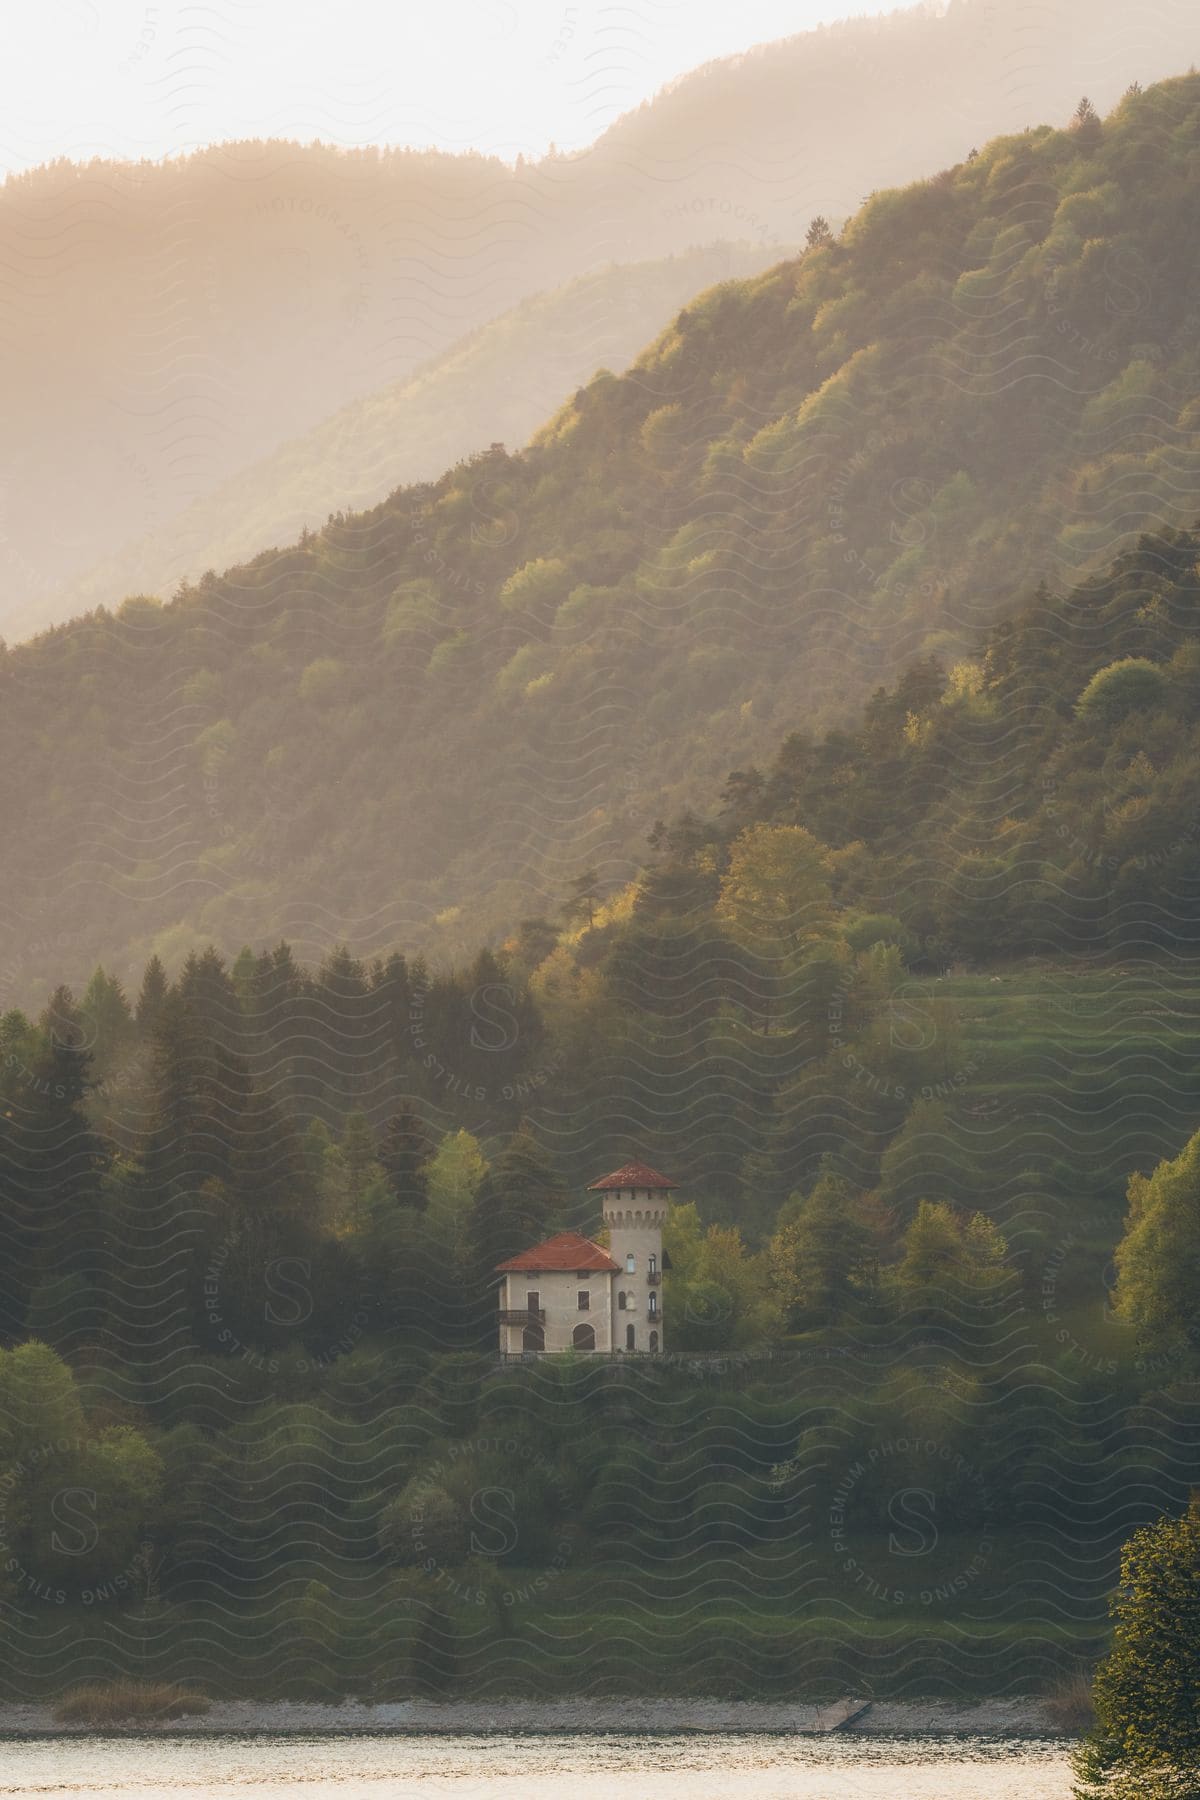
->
(0, 1733, 1073, 1798)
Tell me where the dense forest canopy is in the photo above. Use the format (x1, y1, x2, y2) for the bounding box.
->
(4, 77, 1200, 990)
(6, 58, 1200, 1714)
(50, 246, 787, 631)
(3, 522, 1200, 1700)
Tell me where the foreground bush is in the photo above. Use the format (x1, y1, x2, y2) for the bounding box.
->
(1074, 1500, 1200, 1796)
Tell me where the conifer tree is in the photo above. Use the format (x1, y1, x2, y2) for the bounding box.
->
(563, 868, 602, 929)
(378, 1107, 433, 1211)
(134, 954, 169, 1034)
(466, 1123, 562, 1286)
(79, 966, 133, 1077)
(1072, 95, 1103, 148)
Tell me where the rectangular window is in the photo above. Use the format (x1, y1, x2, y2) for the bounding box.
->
(527, 1290, 540, 1312)
(577, 1289, 590, 1310)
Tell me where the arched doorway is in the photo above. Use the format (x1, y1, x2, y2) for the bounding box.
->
(625, 1323, 636, 1351)
(649, 1330, 659, 1353)
(573, 1322, 596, 1351)
(522, 1323, 544, 1354)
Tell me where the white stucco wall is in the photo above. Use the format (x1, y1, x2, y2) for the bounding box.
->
(499, 1267, 614, 1354)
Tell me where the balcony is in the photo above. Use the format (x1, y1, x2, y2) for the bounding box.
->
(499, 1308, 546, 1326)
(646, 1306, 662, 1324)
(646, 1271, 661, 1287)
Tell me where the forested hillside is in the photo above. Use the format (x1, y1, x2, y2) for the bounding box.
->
(4, 76, 1200, 992)
(50, 245, 784, 627)
(3, 523, 1200, 1698)
(4, 0, 1196, 637)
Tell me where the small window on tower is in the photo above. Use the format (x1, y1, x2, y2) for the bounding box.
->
(617, 1291, 627, 1311)
(625, 1252, 636, 1274)
(577, 1289, 590, 1311)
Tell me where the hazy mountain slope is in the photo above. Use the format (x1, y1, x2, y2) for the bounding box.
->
(4, 76, 1200, 999)
(587, 0, 1200, 222)
(46, 246, 788, 628)
(4, 0, 1197, 638)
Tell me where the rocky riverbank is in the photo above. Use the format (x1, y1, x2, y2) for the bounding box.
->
(0, 1696, 1066, 1736)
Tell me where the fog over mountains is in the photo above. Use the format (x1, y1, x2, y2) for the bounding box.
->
(4, 0, 1197, 641)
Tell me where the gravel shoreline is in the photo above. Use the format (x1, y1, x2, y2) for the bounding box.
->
(0, 1697, 1065, 1736)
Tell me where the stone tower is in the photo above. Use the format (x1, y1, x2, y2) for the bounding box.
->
(587, 1160, 675, 1354)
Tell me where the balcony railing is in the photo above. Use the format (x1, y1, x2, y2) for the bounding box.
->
(498, 1308, 546, 1326)
(646, 1307, 662, 1323)
(646, 1271, 661, 1286)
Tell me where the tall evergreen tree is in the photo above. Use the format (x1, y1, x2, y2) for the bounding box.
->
(466, 1123, 562, 1283)
(135, 954, 169, 1033)
(79, 966, 133, 1080)
(19, 988, 108, 1345)
(378, 1107, 433, 1211)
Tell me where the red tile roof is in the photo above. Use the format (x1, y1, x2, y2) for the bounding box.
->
(496, 1231, 620, 1273)
(587, 1160, 678, 1192)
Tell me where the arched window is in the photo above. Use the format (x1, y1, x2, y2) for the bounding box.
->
(617, 1291, 627, 1311)
(649, 1330, 659, 1353)
(649, 1253, 657, 1276)
(522, 1323, 544, 1354)
(625, 1252, 636, 1274)
(626, 1324, 636, 1351)
(572, 1322, 596, 1352)
(648, 1291, 658, 1317)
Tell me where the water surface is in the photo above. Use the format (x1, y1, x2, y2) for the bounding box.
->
(0, 1732, 1073, 1799)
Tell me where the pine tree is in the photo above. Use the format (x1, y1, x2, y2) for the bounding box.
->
(135, 954, 169, 1033)
(80, 966, 133, 1082)
(20, 989, 108, 1342)
(466, 1123, 562, 1281)
(1072, 96, 1103, 148)
(379, 1107, 433, 1211)
(563, 868, 602, 929)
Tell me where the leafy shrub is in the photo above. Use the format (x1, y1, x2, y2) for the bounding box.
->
(54, 1681, 210, 1725)
(1076, 658, 1167, 724)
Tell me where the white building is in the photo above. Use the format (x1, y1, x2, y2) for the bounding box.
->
(495, 1160, 673, 1356)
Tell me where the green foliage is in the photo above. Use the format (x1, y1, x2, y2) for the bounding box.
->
(1077, 659, 1169, 725)
(379, 1482, 468, 1568)
(717, 824, 834, 946)
(1114, 1129, 1200, 1362)
(768, 1168, 878, 1328)
(1074, 1501, 1200, 1797)
(8, 81, 1200, 980)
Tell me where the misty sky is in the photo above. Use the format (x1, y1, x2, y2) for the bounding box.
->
(0, 0, 901, 175)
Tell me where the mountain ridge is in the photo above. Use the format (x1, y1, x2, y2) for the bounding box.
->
(3, 73, 1200, 996)
(5, 0, 1198, 636)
